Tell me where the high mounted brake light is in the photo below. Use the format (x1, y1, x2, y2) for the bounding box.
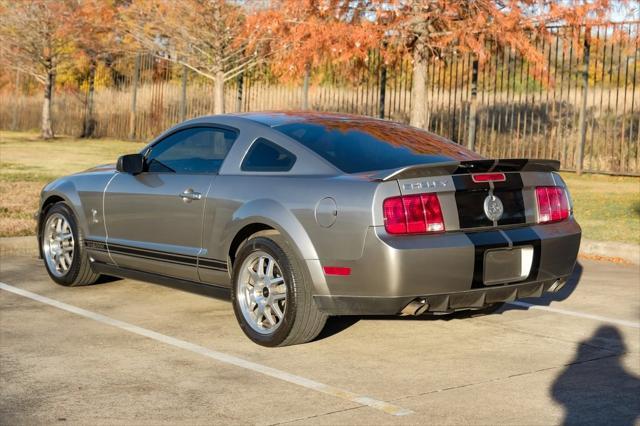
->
(383, 193, 445, 235)
(535, 186, 569, 223)
(471, 173, 506, 183)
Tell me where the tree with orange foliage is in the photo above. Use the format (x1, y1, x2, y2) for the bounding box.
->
(119, 0, 247, 114)
(243, 0, 379, 108)
(65, 0, 119, 137)
(0, 0, 74, 139)
(368, 0, 632, 128)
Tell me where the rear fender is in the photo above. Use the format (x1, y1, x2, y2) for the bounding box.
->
(223, 199, 328, 293)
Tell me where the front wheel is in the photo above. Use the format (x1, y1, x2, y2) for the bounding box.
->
(41, 202, 99, 286)
(231, 235, 327, 347)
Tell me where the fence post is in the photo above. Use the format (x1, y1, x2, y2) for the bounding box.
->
(379, 56, 387, 119)
(11, 69, 20, 131)
(576, 30, 591, 175)
(467, 59, 479, 151)
(236, 71, 244, 112)
(129, 53, 141, 140)
(180, 64, 188, 122)
(301, 64, 310, 109)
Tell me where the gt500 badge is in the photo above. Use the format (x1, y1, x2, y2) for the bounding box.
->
(484, 194, 504, 221)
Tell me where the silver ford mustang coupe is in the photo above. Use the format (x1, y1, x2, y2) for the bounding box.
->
(37, 112, 581, 346)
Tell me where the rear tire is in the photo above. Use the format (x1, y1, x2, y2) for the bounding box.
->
(231, 235, 327, 347)
(40, 202, 99, 286)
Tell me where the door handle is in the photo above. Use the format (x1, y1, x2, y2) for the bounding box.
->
(179, 188, 202, 203)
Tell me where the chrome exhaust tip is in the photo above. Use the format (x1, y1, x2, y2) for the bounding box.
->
(400, 298, 429, 316)
(548, 279, 566, 293)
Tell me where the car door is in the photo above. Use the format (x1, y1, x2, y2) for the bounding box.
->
(104, 125, 238, 281)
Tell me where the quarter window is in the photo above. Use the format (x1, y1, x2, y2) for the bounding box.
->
(146, 127, 237, 174)
(241, 138, 296, 172)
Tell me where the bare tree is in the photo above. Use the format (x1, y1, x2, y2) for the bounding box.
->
(0, 0, 72, 139)
(120, 0, 250, 114)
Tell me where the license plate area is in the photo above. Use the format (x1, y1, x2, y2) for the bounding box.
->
(483, 245, 533, 286)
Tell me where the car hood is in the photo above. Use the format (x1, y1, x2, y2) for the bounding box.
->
(78, 163, 117, 174)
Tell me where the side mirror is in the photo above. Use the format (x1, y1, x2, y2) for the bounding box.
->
(116, 153, 145, 175)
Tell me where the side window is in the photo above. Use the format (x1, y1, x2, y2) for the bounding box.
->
(241, 138, 296, 172)
(146, 127, 237, 174)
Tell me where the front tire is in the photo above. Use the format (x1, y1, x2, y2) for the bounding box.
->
(41, 202, 99, 286)
(231, 235, 327, 347)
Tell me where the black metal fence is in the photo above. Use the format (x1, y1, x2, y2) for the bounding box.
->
(1, 22, 638, 175)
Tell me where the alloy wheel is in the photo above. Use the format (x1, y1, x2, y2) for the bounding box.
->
(237, 251, 287, 334)
(42, 213, 75, 277)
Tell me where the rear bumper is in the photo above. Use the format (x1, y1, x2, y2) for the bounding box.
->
(314, 276, 568, 315)
(314, 218, 581, 315)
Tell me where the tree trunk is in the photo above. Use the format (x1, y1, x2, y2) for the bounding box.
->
(11, 69, 20, 131)
(129, 53, 140, 140)
(41, 59, 55, 140)
(301, 63, 310, 109)
(410, 40, 428, 128)
(214, 70, 225, 114)
(467, 60, 479, 151)
(82, 57, 97, 138)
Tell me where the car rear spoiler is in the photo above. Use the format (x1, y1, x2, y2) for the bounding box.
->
(366, 159, 561, 181)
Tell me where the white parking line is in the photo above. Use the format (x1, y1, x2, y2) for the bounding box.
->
(507, 300, 640, 329)
(0, 282, 412, 417)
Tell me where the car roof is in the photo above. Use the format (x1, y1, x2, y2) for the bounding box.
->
(231, 111, 397, 128)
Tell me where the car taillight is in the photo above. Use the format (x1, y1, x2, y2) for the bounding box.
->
(535, 186, 569, 223)
(383, 193, 445, 235)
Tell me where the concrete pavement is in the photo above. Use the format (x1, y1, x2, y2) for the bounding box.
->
(1, 243, 639, 425)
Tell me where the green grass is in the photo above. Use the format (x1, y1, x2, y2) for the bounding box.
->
(0, 131, 142, 237)
(560, 172, 640, 245)
(0, 131, 141, 180)
(0, 131, 638, 244)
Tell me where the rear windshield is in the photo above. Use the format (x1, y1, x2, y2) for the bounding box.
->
(275, 120, 482, 173)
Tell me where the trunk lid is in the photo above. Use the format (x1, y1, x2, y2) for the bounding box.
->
(370, 159, 561, 232)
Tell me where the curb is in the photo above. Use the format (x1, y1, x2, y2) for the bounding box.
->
(1, 236, 639, 266)
(579, 239, 640, 266)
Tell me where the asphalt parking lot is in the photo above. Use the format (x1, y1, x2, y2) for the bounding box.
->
(1, 238, 639, 425)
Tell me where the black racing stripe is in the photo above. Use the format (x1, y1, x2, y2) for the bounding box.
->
(199, 258, 228, 271)
(456, 159, 497, 173)
(466, 230, 511, 289)
(454, 173, 526, 229)
(199, 265, 227, 272)
(453, 174, 492, 229)
(107, 243, 198, 263)
(503, 227, 542, 282)
(110, 250, 198, 268)
(108, 245, 198, 266)
(452, 175, 489, 191)
(455, 159, 559, 174)
(85, 239, 228, 272)
(456, 189, 493, 228)
(494, 189, 526, 226)
(454, 172, 523, 191)
(492, 159, 529, 172)
(493, 172, 524, 191)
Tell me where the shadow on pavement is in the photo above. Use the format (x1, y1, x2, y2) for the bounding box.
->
(551, 325, 640, 425)
(503, 261, 583, 309)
